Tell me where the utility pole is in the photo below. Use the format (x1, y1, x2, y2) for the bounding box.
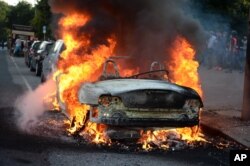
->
(242, 9, 250, 121)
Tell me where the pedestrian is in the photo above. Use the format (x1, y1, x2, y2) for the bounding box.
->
(14, 37, 22, 56)
(238, 36, 247, 73)
(227, 31, 238, 73)
(206, 31, 217, 69)
(221, 31, 229, 69)
(214, 32, 223, 70)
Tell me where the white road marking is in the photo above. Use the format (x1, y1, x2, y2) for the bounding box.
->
(9, 56, 32, 91)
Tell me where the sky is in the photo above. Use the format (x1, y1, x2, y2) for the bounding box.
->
(2, 0, 36, 6)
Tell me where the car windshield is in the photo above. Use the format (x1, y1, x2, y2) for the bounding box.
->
(46, 44, 53, 52)
(49, 41, 65, 55)
(128, 70, 170, 81)
(33, 42, 41, 50)
(39, 42, 47, 50)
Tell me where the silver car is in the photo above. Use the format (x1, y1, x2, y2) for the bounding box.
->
(41, 40, 65, 82)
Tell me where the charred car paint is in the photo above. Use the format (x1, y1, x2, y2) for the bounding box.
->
(76, 60, 203, 139)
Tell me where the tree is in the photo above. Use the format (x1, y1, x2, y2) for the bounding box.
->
(192, 0, 250, 34)
(7, 1, 34, 27)
(0, 1, 10, 40)
(32, 0, 52, 39)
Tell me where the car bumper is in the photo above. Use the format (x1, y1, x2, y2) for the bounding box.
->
(95, 117, 199, 127)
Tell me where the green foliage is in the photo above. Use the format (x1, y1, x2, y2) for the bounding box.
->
(0, 1, 10, 40)
(7, 1, 34, 27)
(31, 0, 52, 39)
(193, 0, 250, 34)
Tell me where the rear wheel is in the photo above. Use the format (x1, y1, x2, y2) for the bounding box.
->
(35, 62, 42, 76)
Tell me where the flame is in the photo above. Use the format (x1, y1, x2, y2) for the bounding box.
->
(53, 13, 116, 143)
(167, 36, 202, 97)
(139, 37, 204, 151)
(139, 127, 206, 151)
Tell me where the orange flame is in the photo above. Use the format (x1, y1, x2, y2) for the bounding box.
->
(139, 37, 204, 150)
(139, 127, 206, 151)
(53, 13, 116, 143)
(167, 36, 202, 97)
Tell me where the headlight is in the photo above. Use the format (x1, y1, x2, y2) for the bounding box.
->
(98, 96, 112, 107)
(98, 96, 121, 107)
(184, 99, 201, 110)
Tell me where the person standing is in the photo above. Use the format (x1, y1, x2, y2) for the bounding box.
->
(239, 36, 247, 73)
(14, 37, 22, 56)
(227, 31, 238, 73)
(206, 31, 217, 69)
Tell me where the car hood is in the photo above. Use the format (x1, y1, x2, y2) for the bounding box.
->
(78, 79, 201, 105)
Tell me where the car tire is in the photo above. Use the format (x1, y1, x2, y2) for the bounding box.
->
(36, 62, 42, 76)
(41, 72, 46, 83)
(27, 59, 30, 68)
(25, 56, 28, 66)
(30, 60, 35, 72)
(30, 64, 35, 71)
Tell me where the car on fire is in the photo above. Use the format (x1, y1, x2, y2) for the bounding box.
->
(76, 59, 203, 139)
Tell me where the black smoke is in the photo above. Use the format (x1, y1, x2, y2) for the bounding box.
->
(49, 0, 206, 71)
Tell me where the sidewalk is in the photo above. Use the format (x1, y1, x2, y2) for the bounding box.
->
(200, 109, 250, 148)
(199, 66, 250, 148)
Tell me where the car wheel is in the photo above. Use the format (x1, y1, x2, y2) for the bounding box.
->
(41, 72, 46, 83)
(36, 62, 42, 76)
(30, 63, 35, 71)
(27, 59, 30, 68)
(25, 56, 28, 66)
(30, 60, 35, 72)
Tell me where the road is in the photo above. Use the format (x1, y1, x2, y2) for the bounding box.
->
(0, 48, 244, 166)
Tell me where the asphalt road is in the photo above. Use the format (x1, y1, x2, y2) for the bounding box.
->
(0, 48, 244, 166)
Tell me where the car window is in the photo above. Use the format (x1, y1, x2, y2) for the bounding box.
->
(49, 41, 61, 54)
(46, 44, 53, 52)
(49, 41, 65, 56)
(33, 42, 41, 50)
(59, 44, 66, 53)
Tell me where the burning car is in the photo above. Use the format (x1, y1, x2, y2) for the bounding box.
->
(75, 60, 203, 139)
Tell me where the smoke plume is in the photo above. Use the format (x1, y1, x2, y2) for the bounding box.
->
(49, 0, 206, 71)
(15, 79, 57, 132)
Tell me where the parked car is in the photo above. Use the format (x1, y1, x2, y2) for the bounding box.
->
(41, 39, 65, 82)
(30, 41, 53, 76)
(59, 60, 203, 140)
(24, 41, 41, 67)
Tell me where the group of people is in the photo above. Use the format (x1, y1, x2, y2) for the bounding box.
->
(7, 36, 34, 56)
(202, 30, 247, 73)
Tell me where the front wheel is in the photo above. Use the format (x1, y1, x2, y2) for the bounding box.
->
(41, 72, 46, 83)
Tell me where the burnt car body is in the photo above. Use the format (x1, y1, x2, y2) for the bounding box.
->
(77, 60, 203, 139)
